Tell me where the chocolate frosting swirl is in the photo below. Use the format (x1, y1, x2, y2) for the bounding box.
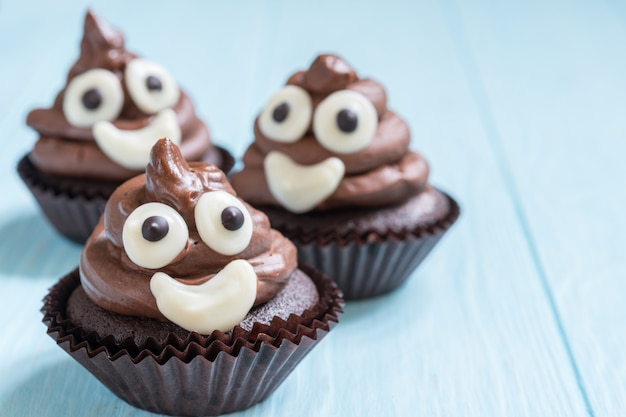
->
(26, 10, 213, 181)
(230, 54, 430, 210)
(80, 139, 297, 321)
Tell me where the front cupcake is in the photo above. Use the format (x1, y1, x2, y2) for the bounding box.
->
(231, 54, 460, 299)
(18, 10, 233, 242)
(42, 139, 342, 416)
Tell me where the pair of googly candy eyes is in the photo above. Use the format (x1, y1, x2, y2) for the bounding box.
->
(258, 85, 378, 154)
(63, 58, 180, 127)
(123, 191, 253, 269)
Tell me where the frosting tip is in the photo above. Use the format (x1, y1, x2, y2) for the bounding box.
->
(303, 54, 357, 93)
(82, 9, 124, 51)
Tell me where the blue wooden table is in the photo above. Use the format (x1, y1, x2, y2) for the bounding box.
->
(1, 1, 625, 416)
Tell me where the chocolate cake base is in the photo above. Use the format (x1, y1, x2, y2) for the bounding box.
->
(261, 185, 452, 240)
(66, 268, 320, 345)
(42, 265, 343, 416)
(17, 145, 233, 243)
(258, 188, 460, 299)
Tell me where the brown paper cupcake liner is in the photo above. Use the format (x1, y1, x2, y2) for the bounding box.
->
(42, 265, 343, 416)
(205, 145, 235, 177)
(292, 194, 460, 300)
(17, 155, 107, 243)
(17, 146, 233, 244)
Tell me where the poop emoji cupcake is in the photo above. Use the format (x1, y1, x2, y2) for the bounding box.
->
(231, 54, 460, 299)
(42, 139, 342, 416)
(18, 10, 233, 242)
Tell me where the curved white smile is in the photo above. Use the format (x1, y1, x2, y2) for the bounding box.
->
(149, 259, 257, 334)
(92, 108, 182, 170)
(264, 150, 345, 213)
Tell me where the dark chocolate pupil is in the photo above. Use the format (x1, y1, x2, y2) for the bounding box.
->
(146, 75, 163, 91)
(82, 88, 102, 110)
(142, 216, 169, 242)
(272, 102, 290, 123)
(221, 206, 245, 231)
(336, 109, 358, 133)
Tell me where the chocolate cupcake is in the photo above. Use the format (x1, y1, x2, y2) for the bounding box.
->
(42, 139, 342, 416)
(18, 10, 233, 243)
(230, 54, 460, 299)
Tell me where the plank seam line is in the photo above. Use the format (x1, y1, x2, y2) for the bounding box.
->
(439, 1, 595, 415)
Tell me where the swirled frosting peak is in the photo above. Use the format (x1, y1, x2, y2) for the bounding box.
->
(26, 10, 212, 181)
(230, 54, 430, 213)
(80, 139, 297, 334)
(69, 10, 133, 79)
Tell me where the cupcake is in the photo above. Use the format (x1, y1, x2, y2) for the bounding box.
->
(18, 10, 233, 242)
(230, 54, 460, 299)
(41, 138, 342, 416)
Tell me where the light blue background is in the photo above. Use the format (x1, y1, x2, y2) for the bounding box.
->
(1, 1, 625, 416)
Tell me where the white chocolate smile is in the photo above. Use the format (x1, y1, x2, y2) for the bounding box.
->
(93, 108, 182, 170)
(149, 259, 257, 334)
(264, 150, 345, 213)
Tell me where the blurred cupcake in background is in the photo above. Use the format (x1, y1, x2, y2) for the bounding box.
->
(18, 10, 232, 242)
(231, 54, 460, 299)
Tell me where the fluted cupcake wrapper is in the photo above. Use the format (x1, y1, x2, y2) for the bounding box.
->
(56, 327, 320, 415)
(204, 145, 235, 179)
(17, 146, 234, 244)
(42, 266, 343, 416)
(17, 155, 107, 243)
(293, 194, 460, 300)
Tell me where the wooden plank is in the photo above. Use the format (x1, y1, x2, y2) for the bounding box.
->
(449, 0, 626, 415)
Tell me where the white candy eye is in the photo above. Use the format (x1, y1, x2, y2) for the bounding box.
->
(195, 191, 253, 256)
(123, 202, 189, 269)
(62, 69, 124, 127)
(258, 85, 312, 143)
(125, 58, 180, 114)
(313, 90, 378, 154)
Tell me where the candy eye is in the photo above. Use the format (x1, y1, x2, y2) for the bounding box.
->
(313, 90, 378, 154)
(258, 85, 312, 143)
(125, 58, 180, 114)
(123, 202, 188, 269)
(62, 69, 124, 127)
(194, 191, 253, 256)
